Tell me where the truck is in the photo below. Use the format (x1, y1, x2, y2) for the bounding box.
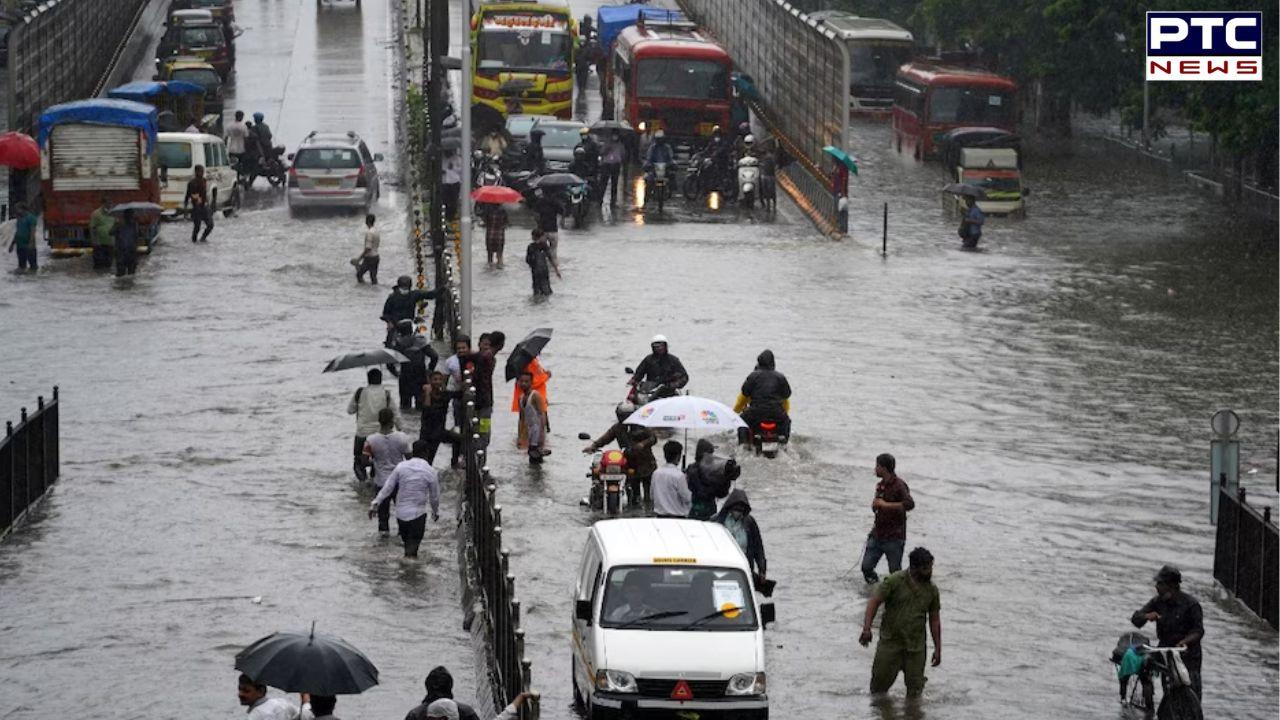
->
(954, 147, 1025, 217)
(37, 99, 161, 255)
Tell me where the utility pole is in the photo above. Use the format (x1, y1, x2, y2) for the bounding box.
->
(459, 0, 473, 336)
(1141, 79, 1150, 151)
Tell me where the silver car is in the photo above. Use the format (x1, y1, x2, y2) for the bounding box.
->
(286, 131, 383, 214)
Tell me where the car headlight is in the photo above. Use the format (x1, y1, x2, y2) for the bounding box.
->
(595, 669, 638, 693)
(725, 672, 766, 696)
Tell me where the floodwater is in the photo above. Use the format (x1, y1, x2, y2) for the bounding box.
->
(1, 0, 1276, 719)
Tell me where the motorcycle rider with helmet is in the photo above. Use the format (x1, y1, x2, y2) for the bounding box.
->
(733, 121, 752, 157)
(705, 125, 733, 188)
(582, 402, 658, 507)
(630, 334, 689, 399)
(574, 128, 602, 198)
(735, 349, 791, 445)
(643, 130, 675, 186)
(381, 275, 441, 360)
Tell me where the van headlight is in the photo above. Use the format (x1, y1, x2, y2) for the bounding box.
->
(595, 669, 638, 693)
(726, 672, 766, 696)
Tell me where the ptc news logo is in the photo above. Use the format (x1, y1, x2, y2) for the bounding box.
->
(1146, 11, 1263, 81)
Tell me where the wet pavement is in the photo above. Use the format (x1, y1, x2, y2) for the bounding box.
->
(1, 2, 481, 718)
(1, 0, 1277, 719)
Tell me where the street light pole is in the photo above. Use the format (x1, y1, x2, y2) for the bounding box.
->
(459, 0, 473, 336)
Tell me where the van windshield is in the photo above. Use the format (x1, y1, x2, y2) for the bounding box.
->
(180, 26, 224, 47)
(600, 566, 756, 630)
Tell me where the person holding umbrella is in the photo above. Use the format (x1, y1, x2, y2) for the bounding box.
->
(507, 327, 553, 417)
(237, 674, 313, 719)
(481, 202, 506, 269)
(112, 208, 140, 277)
(234, 623, 378, 718)
(369, 439, 440, 558)
(959, 194, 985, 248)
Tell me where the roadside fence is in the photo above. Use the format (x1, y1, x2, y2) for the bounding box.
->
(1213, 481, 1278, 629)
(1, 387, 61, 540)
(676, 0, 849, 235)
(4, 0, 149, 133)
(399, 1, 539, 715)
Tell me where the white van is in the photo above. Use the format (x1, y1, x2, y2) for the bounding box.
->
(572, 518, 773, 719)
(156, 132, 239, 217)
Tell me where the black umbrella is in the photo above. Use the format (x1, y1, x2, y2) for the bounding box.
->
(530, 173, 585, 189)
(942, 183, 987, 199)
(235, 623, 379, 695)
(591, 119, 633, 134)
(323, 348, 408, 373)
(504, 327, 553, 381)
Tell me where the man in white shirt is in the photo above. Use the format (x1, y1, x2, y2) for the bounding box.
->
(363, 407, 411, 534)
(355, 212, 380, 284)
(225, 110, 250, 167)
(238, 674, 313, 720)
(651, 440, 692, 518)
(370, 440, 440, 558)
(441, 150, 462, 220)
(347, 368, 399, 481)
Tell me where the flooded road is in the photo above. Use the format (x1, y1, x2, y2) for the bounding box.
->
(2, 2, 481, 718)
(0, 0, 1275, 719)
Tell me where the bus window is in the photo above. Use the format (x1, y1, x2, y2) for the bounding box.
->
(478, 30, 571, 72)
(927, 87, 1014, 125)
(636, 59, 728, 100)
(894, 81, 924, 117)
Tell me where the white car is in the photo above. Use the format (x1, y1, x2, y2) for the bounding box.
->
(156, 132, 239, 217)
(572, 518, 773, 719)
(286, 131, 382, 214)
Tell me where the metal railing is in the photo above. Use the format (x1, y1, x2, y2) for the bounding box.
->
(676, 0, 849, 234)
(1213, 482, 1278, 629)
(1, 387, 61, 540)
(399, 2, 538, 715)
(5, 0, 150, 132)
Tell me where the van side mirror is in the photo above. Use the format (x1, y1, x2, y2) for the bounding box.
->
(374, 153, 384, 162)
(575, 599, 592, 623)
(286, 153, 295, 161)
(577, 432, 592, 441)
(624, 367, 634, 375)
(760, 602, 776, 627)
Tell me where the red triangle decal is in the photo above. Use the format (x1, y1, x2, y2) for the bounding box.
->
(671, 679, 693, 700)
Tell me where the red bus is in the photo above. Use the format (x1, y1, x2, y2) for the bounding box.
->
(891, 63, 1017, 160)
(607, 21, 733, 149)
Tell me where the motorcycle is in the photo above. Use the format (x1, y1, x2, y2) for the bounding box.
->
(577, 437, 628, 515)
(623, 367, 686, 406)
(240, 145, 288, 189)
(643, 162, 672, 213)
(569, 182, 588, 228)
(752, 419, 787, 458)
(737, 155, 760, 209)
(682, 150, 736, 203)
(473, 151, 502, 188)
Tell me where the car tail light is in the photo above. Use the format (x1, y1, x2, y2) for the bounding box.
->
(356, 166, 367, 188)
(287, 166, 298, 188)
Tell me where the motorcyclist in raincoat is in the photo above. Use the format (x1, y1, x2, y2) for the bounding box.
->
(735, 349, 791, 444)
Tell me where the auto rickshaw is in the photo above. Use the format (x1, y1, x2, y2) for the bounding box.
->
(108, 80, 221, 136)
(155, 57, 225, 120)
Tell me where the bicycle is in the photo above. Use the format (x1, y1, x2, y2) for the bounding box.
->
(1111, 632, 1203, 720)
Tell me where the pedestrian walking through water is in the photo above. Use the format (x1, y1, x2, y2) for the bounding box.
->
(525, 229, 560, 296)
(185, 164, 214, 243)
(355, 213, 380, 284)
(363, 407, 411, 535)
(369, 439, 440, 558)
(482, 203, 506, 269)
(347, 368, 399, 481)
(112, 208, 140, 277)
(7, 203, 38, 273)
(651, 440, 691, 518)
(404, 666, 481, 720)
(517, 369, 550, 464)
(1130, 564, 1204, 699)
(860, 546, 942, 698)
(860, 452, 915, 584)
(89, 196, 115, 269)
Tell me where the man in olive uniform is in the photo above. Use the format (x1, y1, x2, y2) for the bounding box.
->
(89, 197, 116, 269)
(859, 547, 942, 697)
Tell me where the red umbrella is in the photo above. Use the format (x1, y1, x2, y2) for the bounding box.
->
(471, 185, 522, 204)
(0, 132, 40, 170)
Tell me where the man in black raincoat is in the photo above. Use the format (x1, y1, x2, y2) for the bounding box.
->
(392, 319, 438, 410)
(630, 335, 689, 396)
(736, 349, 792, 444)
(686, 438, 739, 520)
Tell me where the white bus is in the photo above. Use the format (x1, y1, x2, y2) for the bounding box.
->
(812, 12, 915, 115)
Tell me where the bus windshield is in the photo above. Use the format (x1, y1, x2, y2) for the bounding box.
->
(635, 58, 728, 100)
(928, 86, 1014, 126)
(477, 29, 571, 73)
(849, 42, 913, 88)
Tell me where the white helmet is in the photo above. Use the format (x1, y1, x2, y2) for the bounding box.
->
(744, 134, 755, 146)
(651, 334, 668, 344)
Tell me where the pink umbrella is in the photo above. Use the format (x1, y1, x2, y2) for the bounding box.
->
(471, 185, 522, 204)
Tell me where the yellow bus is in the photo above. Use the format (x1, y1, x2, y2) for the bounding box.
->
(470, 0, 576, 120)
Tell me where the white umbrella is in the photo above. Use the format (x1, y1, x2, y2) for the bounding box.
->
(623, 396, 747, 431)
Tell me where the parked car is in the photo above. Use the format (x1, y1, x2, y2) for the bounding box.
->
(505, 113, 556, 152)
(532, 119, 589, 172)
(156, 132, 240, 218)
(286, 131, 383, 215)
